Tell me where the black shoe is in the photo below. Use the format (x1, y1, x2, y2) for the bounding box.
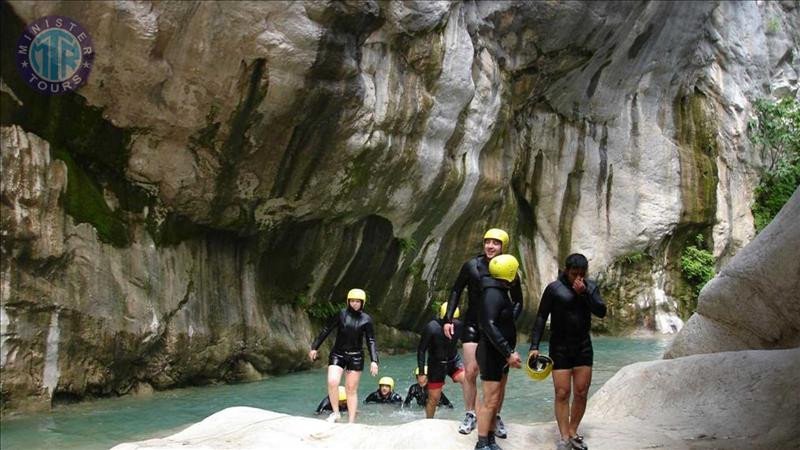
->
(569, 435, 587, 450)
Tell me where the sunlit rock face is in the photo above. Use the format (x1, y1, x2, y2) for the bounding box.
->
(2, 1, 797, 411)
(664, 190, 800, 358)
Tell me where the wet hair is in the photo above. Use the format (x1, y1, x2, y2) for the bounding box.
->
(564, 253, 589, 270)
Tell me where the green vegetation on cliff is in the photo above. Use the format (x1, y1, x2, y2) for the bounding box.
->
(679, 234, 715, 315)
(749, 97, 800, 232)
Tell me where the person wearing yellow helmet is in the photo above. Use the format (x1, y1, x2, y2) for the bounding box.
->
(529, 253, 606, 450)
(413, 302, 465, 418)
(474, 254, 523, 450)
(364, 376, 402, 404)
(309, 288, 380, 423)
(315, 386, 349, 414)
(442, 228, 523, 437)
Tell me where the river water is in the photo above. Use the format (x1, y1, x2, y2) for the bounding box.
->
(0, 336, 670, 449)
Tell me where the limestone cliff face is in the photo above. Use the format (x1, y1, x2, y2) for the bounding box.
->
(1, 1, 797, 412)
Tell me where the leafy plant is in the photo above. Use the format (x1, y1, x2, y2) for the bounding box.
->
(680, 234, 715, 296)
(748, 97, 800, 231)
(308, 302, 340, 319)
(398, 237, 418, 254)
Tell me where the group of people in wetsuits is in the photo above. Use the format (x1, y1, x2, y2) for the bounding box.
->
(309, 228, 606, 450)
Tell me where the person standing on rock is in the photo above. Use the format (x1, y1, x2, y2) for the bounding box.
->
(475, 254, 523, 450)
(443, 228, 523, 437)
(309, 288, 379, 423)
(415, 302, 465, 418)
(529, 253, 606, 450)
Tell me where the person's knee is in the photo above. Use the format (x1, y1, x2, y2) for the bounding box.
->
(554, 386, 571, 402)
(465, 365, 479, 380)
(327, 378, 339, 388)
(573, 386, 589, 401)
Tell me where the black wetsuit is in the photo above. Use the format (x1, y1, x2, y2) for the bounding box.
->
(477, 277, 517, 381)
(403, 383, 454, 408)
(445, 254, 523, 343)
(529, 273, 607, 370)
(364, 390, 403, 404)
(311, 306, 379, 371)
(315, 395, 348, 414)
(417, 318, 464, 384)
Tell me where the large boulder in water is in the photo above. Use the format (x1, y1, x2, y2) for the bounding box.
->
(665, 189, 800, 358)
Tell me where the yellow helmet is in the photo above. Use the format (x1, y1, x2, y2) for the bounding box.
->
(346, 288, 366, 304)
(489, 254, 519, 282)
(414, 366, 429, 376)
(439, 302, 460, 320)
(338, 386, 347, 401)
(526, 354, 553, 381)
(483, 228, 509, 250)
(378, 376, 394, 390)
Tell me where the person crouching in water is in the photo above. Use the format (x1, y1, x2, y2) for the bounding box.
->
(309, 288, 379, 423)
(529, 253, 606, 450)
(404, 367, 454, 410)
(315, 386, 349, 414)
(364, 377, 403, 404)
(416, 302, 465, 418)
(476, 254, 523, 450)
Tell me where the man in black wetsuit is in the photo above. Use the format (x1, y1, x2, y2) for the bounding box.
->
(443, 228, 522, 437)
(309, 288, 380, 423)
(475, 254, 523, 450)
(415, 303, 465, 418)
(404, 368, 454, 410)
(364, 377, 403, 404)
(315, 386, 349, 414)
(529, 254, 606, 450)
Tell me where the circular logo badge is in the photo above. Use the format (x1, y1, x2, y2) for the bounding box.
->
(15, 16, 95, 95)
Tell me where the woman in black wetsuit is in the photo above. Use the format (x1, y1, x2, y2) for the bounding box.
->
(308, 288, 379, 423)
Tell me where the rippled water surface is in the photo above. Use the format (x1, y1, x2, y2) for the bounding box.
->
(1, 336, 671, 449)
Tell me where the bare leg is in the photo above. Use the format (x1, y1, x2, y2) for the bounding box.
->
(552, 369, 572, 440)
(477, 380, 502, 436)
(326, 365, 344, 414)
(569, 366, 592, 437)
(461, 342, 479, 412)
(344, 370, 362, 423)
(426, 387, 442, 418)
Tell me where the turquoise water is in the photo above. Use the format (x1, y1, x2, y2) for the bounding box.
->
(0, 336, 670, 449)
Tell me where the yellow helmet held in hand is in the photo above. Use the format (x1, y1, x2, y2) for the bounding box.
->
(338, 386, 347, 401)
(526, 354, 553, 381)
(346, 288, 366, 304)
(378, 376, 395, 390)
(439, 302, 460, 320)
(489, 254, 519, 282)
(483, 228, 510, 250)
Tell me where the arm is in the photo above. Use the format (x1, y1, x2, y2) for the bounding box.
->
(311, 311, 340, 351)
(315, 396, 331, 414)
(529, 286, 553, 351)
(445, 262, 470, 323)
(417, 323, 433, 373)
(363, 318, 379, 364)
(586, 281, 607, 318)
(511, 272, 524, 321)
(404, 386, 414, 407)
(480, 290, 515, 358)
(391, 393, 403, 404)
